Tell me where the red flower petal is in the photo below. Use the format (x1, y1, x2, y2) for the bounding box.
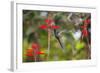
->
(45, 19, 53, 25)
(80, 25, 86, 29)
(51, 25, 60, 29)
(32, 43, 40, 49)
(82, 29, 89, 37)
(26, 49, 33, 53)
(39, 25, 47, 30)
(26, 49, 33, 56)
(36, 51, 45, 54)
(26, 53, 33, 56)
(87, 19, 91, 24)
(84, 19, 90, 26)
(84, 20, 88, 25)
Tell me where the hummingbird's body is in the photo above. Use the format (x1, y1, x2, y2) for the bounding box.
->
(54, 29, 64, 49)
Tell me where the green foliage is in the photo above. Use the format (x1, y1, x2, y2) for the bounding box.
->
(75, 41, 85, 51)
(22, 10, 91, 62)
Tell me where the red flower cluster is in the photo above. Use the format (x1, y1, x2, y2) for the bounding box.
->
(80, 18, 90, 37)
(32, 43, 45, 55)
(26, 43, 45, 57)
(39, 19, 60, 30)
(32, 43, 40, 49)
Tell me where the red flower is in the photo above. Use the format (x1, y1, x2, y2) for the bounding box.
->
(39, 24, 60, 30)
(45, 19, 54, 26)
(80, 25, 89, 37)
(51, 25, 60, 29)
(39, 25, 48, 30)
(32, 43, 40, 49)
(84, 19, 90, 26)
(26, 53, 33, 56)
(82, 29, 89, 37)
(39, 19, 60, 31)
(26, 49, 33, 56)
(26, 49, 33, 53)
(80, 18, 90, 38)
(36, 51, 45, 55)
(87, 19, 91, 24)
(45, 19, 53, 24)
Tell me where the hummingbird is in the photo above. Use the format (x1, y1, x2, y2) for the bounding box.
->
(53, 29, 64, 49)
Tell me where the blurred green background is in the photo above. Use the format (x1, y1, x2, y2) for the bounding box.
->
(23, 10, 91, 62)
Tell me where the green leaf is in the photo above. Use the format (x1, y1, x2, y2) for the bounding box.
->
(75, 41, 85, 50)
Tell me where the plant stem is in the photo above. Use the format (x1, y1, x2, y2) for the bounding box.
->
(47, 28, 51, 60)
(86, 37, 91, 59)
